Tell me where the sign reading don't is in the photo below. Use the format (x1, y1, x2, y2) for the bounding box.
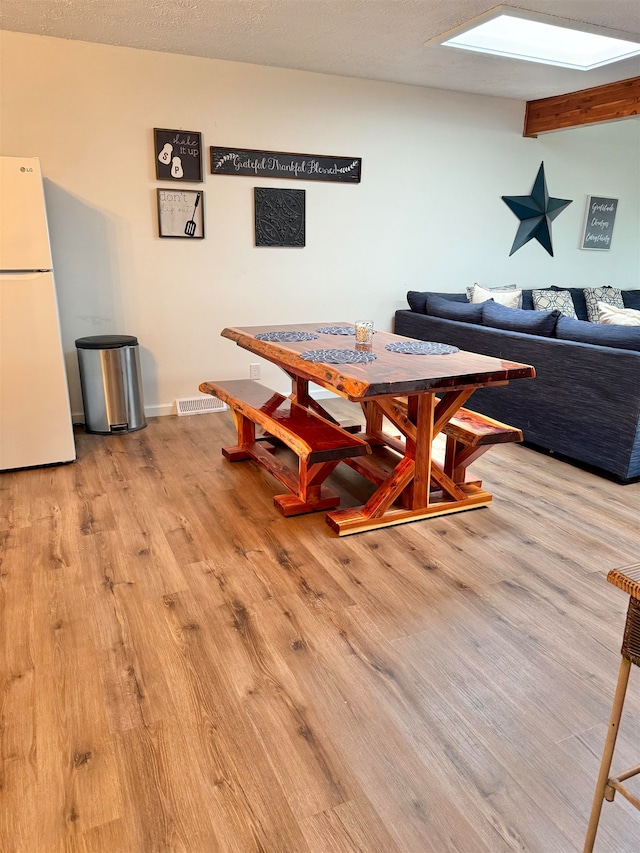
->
(211, 146, 361, 183)
(581, 196, 618, 251)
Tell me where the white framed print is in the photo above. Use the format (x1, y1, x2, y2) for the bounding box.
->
(157, 189, 204, 239)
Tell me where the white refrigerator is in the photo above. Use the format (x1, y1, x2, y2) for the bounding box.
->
(0, 156, 76, 470)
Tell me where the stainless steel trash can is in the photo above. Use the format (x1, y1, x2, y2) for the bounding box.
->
(75, 335, 146, 434)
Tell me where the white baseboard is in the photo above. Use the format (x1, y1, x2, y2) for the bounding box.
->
(145, 403, 176, 418)
(73, 389, 336, 424)
(147, 389, 335, 417)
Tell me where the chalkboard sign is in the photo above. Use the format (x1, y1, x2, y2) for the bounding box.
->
(211, 146, 361, 183)
(581, 196, 618, 250)
(154, 128, 203, 182)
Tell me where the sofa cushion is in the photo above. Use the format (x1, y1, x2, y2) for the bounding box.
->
(425, 295, 484, 324)
(406, 290, 466, 313)
(622, 290, 640, 311)
(555, 315, 640, 351)
(482, 300, 560, 336)
(584, 286, 624, 322)
(598, 302, 640, 326)
(532, 289, 577, 319)
(468, 282, 522, 308)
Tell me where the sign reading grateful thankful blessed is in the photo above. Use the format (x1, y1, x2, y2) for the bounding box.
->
(581, 196, 618, 251)
(210, 146, 361, 183)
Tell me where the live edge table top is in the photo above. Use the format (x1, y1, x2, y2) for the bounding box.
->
(221, 323, 536, 401)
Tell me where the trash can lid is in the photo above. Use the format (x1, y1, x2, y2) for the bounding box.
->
(75, 334, 139, 349)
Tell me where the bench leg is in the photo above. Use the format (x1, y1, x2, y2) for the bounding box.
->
(274, 460, 341, 517)
(222, 412, 257, 461)
(444, 437, 486, 487)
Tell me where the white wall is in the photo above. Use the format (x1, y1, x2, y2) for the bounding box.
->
(1, 31, 638, 415)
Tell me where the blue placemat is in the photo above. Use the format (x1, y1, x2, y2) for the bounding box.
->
(316, 325, 356, 335)
(255, 331, 319, 342)
(385, 341, 458, 355)
(300, 348, 377, 364)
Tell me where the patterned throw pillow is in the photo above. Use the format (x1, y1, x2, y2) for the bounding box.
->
(532, 289, 578, 319)
(467, 283, 522, 309)
(584, 286, 624, 323)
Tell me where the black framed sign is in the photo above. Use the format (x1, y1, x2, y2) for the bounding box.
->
(157, 189, 204, 239)
(212, 146, 361, 183)
(581, 196, 618, 250)
(254, 188, 305, 247)
(154, 128, 203, 182)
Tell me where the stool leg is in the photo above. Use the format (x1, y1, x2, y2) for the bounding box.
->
(584, 656, 632, 853)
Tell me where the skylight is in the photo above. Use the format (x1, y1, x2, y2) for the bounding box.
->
(429, 6, 640, 70)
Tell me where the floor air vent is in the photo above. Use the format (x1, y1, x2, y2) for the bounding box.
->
(175, 396, 228, 416)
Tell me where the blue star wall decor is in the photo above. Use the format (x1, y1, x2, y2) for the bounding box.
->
(502, 162, 572, 257)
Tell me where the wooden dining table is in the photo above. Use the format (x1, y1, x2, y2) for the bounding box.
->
(215, 322, 536, 535)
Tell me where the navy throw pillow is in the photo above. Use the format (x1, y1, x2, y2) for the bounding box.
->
(622, 290, 640, 311)
(482, 299, 560, 336)
(425, 295, 484, 324)
(555, 316, 640, 351)
(520, 289, 534, 311)
(406, 291, 467, 313)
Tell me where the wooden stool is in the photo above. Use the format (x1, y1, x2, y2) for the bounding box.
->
(584, 562, 640, 852)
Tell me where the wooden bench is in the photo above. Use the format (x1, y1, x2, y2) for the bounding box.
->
(392, 397, 522, 486)
(442, 407, 523, 484)
(199, 379, 370, 516)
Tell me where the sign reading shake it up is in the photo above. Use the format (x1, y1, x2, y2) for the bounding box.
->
(581, 196, 618, 251)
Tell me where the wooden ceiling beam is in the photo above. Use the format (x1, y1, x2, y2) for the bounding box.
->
(523, 76, 640, 137)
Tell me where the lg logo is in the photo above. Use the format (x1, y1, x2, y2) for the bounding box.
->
(20, 166, 34, 173)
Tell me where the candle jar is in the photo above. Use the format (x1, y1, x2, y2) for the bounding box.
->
(354, 321, 374, 345)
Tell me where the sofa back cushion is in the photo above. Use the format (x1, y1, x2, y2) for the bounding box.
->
(622, 290, 640, 311)
(406, 290, 466, 313)
(555, 316, 640, 351)
(482, 299, 560, 336)
(425, 295, 484, 324)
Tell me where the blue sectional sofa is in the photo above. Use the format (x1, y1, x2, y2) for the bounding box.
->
(394, 287, 640, 482)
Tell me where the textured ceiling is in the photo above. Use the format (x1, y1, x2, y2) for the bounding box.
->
(1, 0, 639, 100)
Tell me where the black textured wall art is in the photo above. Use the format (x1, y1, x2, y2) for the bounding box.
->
(254, 188, 305, 247)
(502, 161, 572, 257)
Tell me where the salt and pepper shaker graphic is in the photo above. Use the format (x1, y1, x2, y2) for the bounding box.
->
(158, 143, 173, 165)
(171, 157, 184, 178)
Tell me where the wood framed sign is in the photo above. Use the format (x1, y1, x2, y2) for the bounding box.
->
(211, 146, 361, 183)
(154, 128, 203, 182)
(157, 189, 204, 239)
(581, 196, 618, 250)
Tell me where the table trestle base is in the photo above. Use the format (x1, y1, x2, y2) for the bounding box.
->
(326, 484, 492, 535)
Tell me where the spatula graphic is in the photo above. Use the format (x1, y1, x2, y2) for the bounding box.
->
(185, 193, 201, 236)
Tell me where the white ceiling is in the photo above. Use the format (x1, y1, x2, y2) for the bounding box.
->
(2, 0, 639, 100)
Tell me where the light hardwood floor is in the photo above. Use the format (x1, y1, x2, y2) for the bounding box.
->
(1, 402, 639, 852)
